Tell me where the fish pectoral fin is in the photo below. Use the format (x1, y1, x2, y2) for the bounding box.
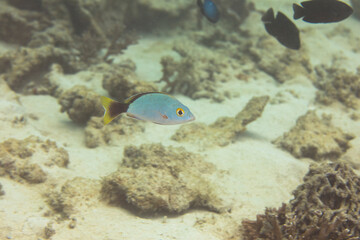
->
(126, 113, 142, 120)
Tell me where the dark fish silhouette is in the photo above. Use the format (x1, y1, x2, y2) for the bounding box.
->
(293, 0, 353, 23)
(197, 0, 220, 23)
(262, 8, 300, 50)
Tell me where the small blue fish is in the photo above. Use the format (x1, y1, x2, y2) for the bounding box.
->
(197, 0, 220, 23)
(101, 92, 195, 125)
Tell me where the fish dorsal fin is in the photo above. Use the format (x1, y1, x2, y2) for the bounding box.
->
(300, 1, 316, 8)
(124, 92, 173, 104)
(262, 8, 275, 23)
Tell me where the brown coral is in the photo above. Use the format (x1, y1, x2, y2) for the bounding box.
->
(242, 162, 360, 240)
(0, 136, 69, 184)
(172, 96, 269, 147)
(101, 144, 225, 214)
(273, 111, 354, 161)
(314, 64, 360, 109)
(58, 85, 103, 124)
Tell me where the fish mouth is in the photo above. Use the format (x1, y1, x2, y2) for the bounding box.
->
(189, 114, 196, 122)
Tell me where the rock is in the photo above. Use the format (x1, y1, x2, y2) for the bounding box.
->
(84, 116, 145, 148)
(158, 41, 232, 102)
(0, 136, 69, 184)
(273, 111, 354, 161)
(102, 60, 157, 100)
(101, 144, 225, 214)
(172, 96, 269, 147)
(314, 64, 360, 109)
(248, 37, 314, 83)
(0, 46, 77, 93)
(0, 2, 45, 45)
(58, 85, 103, 124)
(46, 177, 101, 218)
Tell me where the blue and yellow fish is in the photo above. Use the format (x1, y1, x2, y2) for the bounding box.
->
(197, 0, 220, 23)
(101, 92, 195, 125)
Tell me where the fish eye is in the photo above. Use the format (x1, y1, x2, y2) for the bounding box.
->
(176, 108, 185, 117)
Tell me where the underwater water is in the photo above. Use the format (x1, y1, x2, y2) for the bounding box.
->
(0, 0, 360, 239)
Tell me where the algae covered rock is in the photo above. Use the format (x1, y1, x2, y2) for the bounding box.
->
(137, 0, 193, 17)
(0, 2, 44, 45)
(101, 144, 225, 214)
(46, 177, 101, 218)
(242, 162, 360, 239)
(248, 37, 314, 83)
(314, 64, 360, 109)
(0, 136, 69, 184)
(0, 46, 76, 93)
(102, 60, 157, 100)
(84, 116, 145, 148)
(158, 41, 232, 102)
(172, 96, 269, 147)
(58, 85, 103, 124)
(273, 111, 354, 161)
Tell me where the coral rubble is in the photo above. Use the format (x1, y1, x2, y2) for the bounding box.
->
(84, 116, 145, 148)
(273, 111, 354, 161)
(0, 136, 69, 184)
(0, 0, 141, 96)
(101, 144, 225, 214)
(241, 162, 360, 240)
(158, 41, 232, 102)
(0, 3, 45, 45)
(172, 96, 269, 147)
(314, 64, 360, 109)
(58, 85, 103, 124)
(46, 177, 101, 218)
(248, 38, 314, 83)
(213, 0, 251, 28)
(0, 46, 77, 93)
(102, 60, 158, 100)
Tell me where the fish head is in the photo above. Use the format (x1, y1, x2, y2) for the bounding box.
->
(330, 2, 353, 22)
(165, 103, 195, 124)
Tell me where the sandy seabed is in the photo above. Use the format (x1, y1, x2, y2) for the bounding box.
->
(1, 0, 360, 239)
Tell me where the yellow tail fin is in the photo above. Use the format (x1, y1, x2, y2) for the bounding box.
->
(101, 96, 116, 125)
(101, 96, 128, 125)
